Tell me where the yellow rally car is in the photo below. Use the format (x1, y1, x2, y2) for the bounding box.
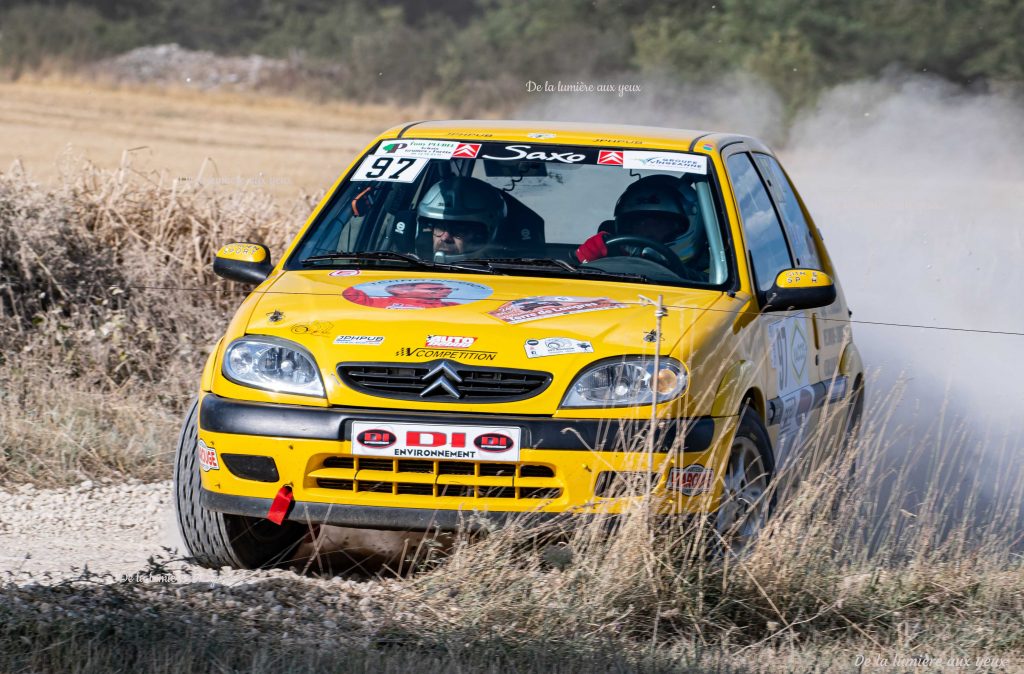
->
(173, 121, 864, 569)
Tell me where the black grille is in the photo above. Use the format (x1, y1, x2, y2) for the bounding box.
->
(519, 465, 555, 478)
(521, 487, 562, 499)
(479, 486, 517, 499)
(439, 484, 475, 498)
(314, 457, 559, 500)
(357, 481, 393, 494)
(397, 483, 434, 496)
(594, 471, 656, 497)
(338, 359, 551, 402)
(358, 458, 395, 472)
(315, 479, 561, 500)
(397, 460, 433, 473)
(480, 463, 515, 477)
(320, 456, 554, 478)
(220, 454, 279, 482)
(317, 478, 354, 490)
(438, 461, 474, 475)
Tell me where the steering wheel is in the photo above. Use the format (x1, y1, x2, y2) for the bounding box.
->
(602, 235, 698, 280)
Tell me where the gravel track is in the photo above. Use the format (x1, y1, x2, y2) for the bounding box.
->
(0, 479, 419, 584)
(0, 480, 184, 582)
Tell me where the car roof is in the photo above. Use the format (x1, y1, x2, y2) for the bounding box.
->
(378, 120, 772, 154)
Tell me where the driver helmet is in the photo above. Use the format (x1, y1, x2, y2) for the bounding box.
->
(614, 175, 706, 262)
(417, 176, 507, 257)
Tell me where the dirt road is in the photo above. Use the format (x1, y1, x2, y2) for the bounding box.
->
(0, 479, 429, 583)
(0, 480, 196, 582)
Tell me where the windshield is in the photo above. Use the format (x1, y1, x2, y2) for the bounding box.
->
(286, 140, 732, 287)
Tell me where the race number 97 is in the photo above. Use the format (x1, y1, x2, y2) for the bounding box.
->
(351, 155, 428, 183)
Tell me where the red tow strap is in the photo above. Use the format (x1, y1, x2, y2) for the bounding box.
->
(267, 485, 294, 525)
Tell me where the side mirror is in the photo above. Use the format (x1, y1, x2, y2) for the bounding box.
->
(763, 268, 836, 312)
(213, 242, 273, 285)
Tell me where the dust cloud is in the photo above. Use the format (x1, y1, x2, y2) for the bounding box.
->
(517, 75, 1024, 517)
(785, 77, 1024, 418)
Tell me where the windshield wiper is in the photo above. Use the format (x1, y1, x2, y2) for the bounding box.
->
(300, 252, 498, 274)
(302, 251, 430, 267)
(464, 258, 648, 282)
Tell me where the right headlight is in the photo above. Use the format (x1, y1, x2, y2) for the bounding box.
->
(560, 356, 688, 408)
(222, 336, 325, 397)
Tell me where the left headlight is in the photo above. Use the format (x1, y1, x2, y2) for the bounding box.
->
(222, 336, 325, 397)
(560, 356, 688, 408)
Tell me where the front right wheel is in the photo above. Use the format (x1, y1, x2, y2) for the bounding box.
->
(173, 399, 307, 569)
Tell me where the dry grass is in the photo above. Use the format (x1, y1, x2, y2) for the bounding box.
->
(390, 398, 1024, 662)
(2, 409, 1021, 672)
(2, 154, 1022, 671)
(0, 159, 308, 485)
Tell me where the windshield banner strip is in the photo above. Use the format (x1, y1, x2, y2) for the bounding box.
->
(374, 141, 706, 170)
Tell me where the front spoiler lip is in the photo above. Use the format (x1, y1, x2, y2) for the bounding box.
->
(198, 393, 716, 453)
(203, 488, 564, 532)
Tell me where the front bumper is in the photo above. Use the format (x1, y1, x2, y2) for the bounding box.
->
(202, 489, 565, 531)
(197, 393, 735, 528)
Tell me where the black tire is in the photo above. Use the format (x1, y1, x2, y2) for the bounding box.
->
(173, 399, 306, 569)
(837, 377, 865, 495)
(713, 406, 776, 553)
(843, 377, 865, 452)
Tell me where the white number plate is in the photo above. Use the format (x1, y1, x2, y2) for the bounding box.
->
(350, 421, 521, 462)
(350, 154, 428, 183)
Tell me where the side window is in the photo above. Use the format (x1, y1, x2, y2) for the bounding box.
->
(726, 153, 793, 294)
(753, 154, 822, 269)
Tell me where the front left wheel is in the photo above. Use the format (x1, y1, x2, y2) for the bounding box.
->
(173, 399, 307, 569)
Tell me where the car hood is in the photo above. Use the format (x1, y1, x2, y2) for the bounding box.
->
(245, 270, 726, 413)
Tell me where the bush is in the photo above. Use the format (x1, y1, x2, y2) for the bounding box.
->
(0, 161, 309, 484)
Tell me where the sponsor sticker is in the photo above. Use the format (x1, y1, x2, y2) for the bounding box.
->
(291, 320, 334, 336)
(328, 269, 360, 277)
(425, 335, 477, 348)
(489, 296, 627, 325)
(524, 337, 594, 358)
(333, 335, 385, 346)
(790, 322, 808, 380)
(622, 151, 708, 175)
(350, 154, 429, 182)
(667, 464, 713, 496)
(351, 421, 521, 462)
(768, 315, 811, 395)
(446, 131, 493, 138)
(481, 144, 586, 163)
(527, 132, 557, 139)
(379, 139, 460, 159)
(342, 278, 492, 310)
(197, 439, 219, 472)
(395, 347, 496, 362)
(597, 150, 623, 165)
(291, 320, 333, 336)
